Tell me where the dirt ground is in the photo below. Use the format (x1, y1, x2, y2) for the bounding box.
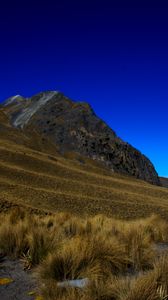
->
(0, 256, 40, 300)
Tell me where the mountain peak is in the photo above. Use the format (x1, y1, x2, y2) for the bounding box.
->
(3, 95, 25, 106)
(4, 91, 59, 128)
(31, 91, 59, 100)
(3, 91, 60, 107)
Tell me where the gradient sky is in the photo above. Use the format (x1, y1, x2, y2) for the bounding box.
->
(0, 1, 168, 176)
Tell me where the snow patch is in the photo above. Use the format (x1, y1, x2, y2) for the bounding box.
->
(3, 95, 21, 106)
(13, 91, 58, 128)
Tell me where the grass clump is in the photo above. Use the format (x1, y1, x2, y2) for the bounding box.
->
(38, 235, 128, 283)
(0, 210, 56, 267)
(0, 220, 28, 257)
(123, 226, 155, 271)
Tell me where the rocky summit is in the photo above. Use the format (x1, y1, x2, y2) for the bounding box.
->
(3, 91, 160, 185)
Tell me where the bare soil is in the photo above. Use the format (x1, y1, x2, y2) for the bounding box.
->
(0, 256, 38, 300)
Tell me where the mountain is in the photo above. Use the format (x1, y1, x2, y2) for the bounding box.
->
(1, 104, 168, 219)
(2, 91, 160, 185)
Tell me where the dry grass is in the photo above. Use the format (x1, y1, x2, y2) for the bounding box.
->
(2, 108, 168, 299)
(1, 110, 168, 221)
(1, 208, 168, 299)
(39, 235, 128, 283)
(0, 210, 54, 266)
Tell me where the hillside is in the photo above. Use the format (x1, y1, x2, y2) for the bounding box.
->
(0, 109, 168, 220)
(3, 92, 160, 185)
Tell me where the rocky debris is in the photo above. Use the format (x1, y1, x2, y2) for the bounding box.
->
(2, 91, 160, 185)
(57, 278, 89, 288)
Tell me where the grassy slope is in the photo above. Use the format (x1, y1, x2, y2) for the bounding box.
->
(0, 109, 168, 219)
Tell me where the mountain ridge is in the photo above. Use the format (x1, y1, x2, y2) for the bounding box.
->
(2, 91, 160, 185)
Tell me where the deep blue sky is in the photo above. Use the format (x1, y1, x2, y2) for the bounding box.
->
(0, 1, 168, 176)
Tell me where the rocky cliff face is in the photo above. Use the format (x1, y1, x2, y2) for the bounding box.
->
(3, 91, 160, 185)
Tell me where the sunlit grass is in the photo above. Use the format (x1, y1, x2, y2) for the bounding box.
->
(1, 208, 168, 299)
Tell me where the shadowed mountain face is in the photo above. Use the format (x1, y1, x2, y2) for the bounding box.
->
(3, 91, 160, 185)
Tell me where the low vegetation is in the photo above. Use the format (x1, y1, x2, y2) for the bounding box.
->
(1, 115, 168, 221)
(1, 208, 168, 299)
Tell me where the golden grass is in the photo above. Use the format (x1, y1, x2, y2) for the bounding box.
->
(1, 111, 168, 298)
(1, 209, 168, 299)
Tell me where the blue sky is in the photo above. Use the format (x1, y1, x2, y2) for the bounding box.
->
(0, 1, 168, 176)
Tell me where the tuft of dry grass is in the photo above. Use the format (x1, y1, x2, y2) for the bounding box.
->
(38, 235, 128, 284)
(123, 226, 155, 271)
(0, 210, 56, 266)
(0, 219, 28, 257)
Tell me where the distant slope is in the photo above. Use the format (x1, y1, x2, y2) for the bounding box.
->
(160, 177, 168, 188)
(0, 109, 168, 220)
(3, 92, 160, 185)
